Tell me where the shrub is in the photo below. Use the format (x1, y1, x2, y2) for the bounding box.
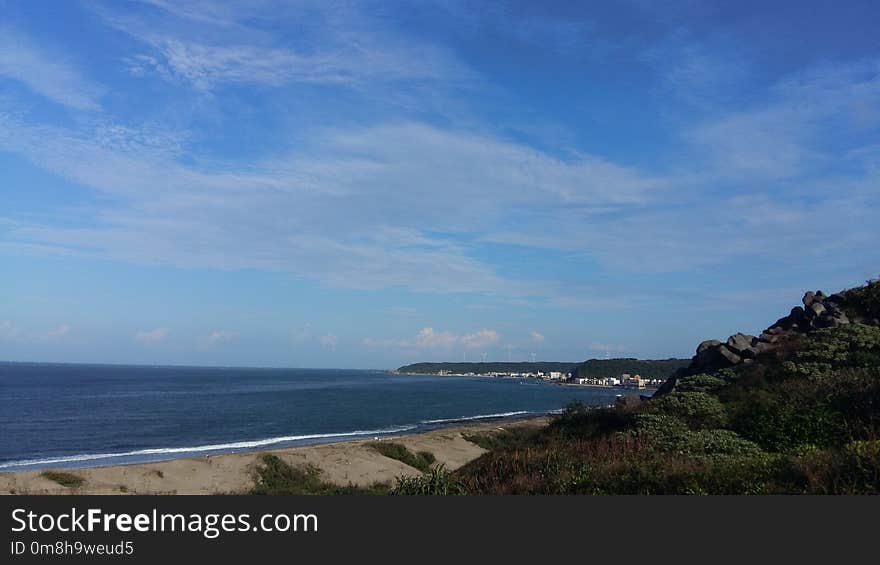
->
(675, 374, 728, 393)
(665, 429, 764, 459)
(368, 442, 436, 473)
(647, 392, 728, 429)
(40, 471, 85, 488)
(728, 384, 848, 453)
(548, 405, 633, 439)
(843, 279, 880, 320)
(391, 465, 468, 495)
(251, 454, 388, 495)
(783, 325, 880, 379)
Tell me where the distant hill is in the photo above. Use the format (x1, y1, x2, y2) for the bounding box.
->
(396, 358, 689, 379)
(395, 362, 577, 375)
(570, 358, 689, 380)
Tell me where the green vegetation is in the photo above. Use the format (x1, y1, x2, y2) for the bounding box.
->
(408, 282, 880, 495)
(40, 471, 85, 488)
(396, 361, 577, 375)
(570, 358, 689, 380)
(368, 442, 436, 473)
(390, 465, 468, 495)
(463, 427, 540, 451)
(251, 454, 389, 495)
(842, 279, 880, 321)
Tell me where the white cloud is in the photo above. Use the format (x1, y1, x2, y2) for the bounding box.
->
(101, 2, 473, 92)
(0, 320, 22, 341)
(0, 116, 668, 295)
(460, 329, 500, 350)
(530, 331, 545, 345)
(590, 342, 626, 353)
(686, 58, 880, 180)
(318, 334, 338, 348)
(0, 27, 103, 111)
(413, 327, 459, 349)
(46, 324, 71, 339)
(135, 328, 168, 344)
(364, 327, 500, 351)
(203, 330, 237, 347)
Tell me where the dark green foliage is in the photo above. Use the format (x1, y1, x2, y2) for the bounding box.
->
(675, 373, 728, 393)
(548, 402, 634, 439)
(462, 427, 539, 451)
(390, 465, 467, 495)
(569, 358, 689, 380)
(40, 471, 85, 488)
(251, 454, 389, 495)
(368, 442, 436, 473)
(842, 278, 880, 320)
(647, 392, 728, 429)
(450, 282, 880, 494)
(783, 325, 880, 379)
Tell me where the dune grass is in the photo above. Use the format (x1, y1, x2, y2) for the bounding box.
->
(368, 442, 436, 473)
(40, 471, 85, 488)
(250, 454, 389, 495)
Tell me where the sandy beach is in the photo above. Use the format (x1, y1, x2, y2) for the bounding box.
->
(0, 416, 548, 495)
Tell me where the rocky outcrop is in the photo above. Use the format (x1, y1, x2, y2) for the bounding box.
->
(656, 284, 879, 395)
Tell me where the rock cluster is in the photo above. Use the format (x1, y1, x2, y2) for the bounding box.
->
(656, 286, 879, 395)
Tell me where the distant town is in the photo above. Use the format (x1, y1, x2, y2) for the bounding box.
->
(409, 369, 664, 389)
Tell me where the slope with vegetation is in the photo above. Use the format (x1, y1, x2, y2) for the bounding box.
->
(395, 280, 880, 494)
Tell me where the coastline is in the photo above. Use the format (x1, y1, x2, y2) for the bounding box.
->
(0, 415, 549, 495)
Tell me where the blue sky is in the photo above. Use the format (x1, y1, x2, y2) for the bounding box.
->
(1, 0, 878, 368)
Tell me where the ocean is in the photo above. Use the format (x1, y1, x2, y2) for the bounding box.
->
(0, 363, 628, 472)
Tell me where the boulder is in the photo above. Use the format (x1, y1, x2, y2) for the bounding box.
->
(741, 346, 759, 360)
(807, 302, 826, 318)
(697, 339, 722, 355)
(726, 333, 756, 354)
(802, 291, 816, 307)
(717, 345, 742, 365)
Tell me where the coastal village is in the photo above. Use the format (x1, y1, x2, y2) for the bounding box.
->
(430, 369, 663, 389)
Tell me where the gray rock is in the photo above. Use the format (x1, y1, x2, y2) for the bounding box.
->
(717, 345, 742, 365)
(697, 339, 722, 355)
(803, 291, 816, 307)
(726, 332, 755, 354)
(759, 332, 779, 343)
(740, 346, 759, 359)
(807, 302, 826, 320)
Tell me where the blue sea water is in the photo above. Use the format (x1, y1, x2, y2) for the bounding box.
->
(0, 363, 628, 472)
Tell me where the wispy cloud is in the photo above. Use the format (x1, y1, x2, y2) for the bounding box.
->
(529, 331, 545, 345)
(318, 334, 338, 349)
(0, 27, 103, 111)
(0, 320, 23, 341)
(101, 1, 473, 92)
(46, 324, 72, 339)
(590, 342, 626, 353)
(202, 330, 238, 348)
(460, 329, 500, 350)
(135, 328, 168, 344)
(364, 327, 500, 351)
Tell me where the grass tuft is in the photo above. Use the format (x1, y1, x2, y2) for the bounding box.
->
(368, 442, 436, 473)
(41, 471, 85, 488)
(251, 454, 389, 495)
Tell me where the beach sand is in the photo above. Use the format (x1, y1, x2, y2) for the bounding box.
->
(0, 416, 548, 495)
